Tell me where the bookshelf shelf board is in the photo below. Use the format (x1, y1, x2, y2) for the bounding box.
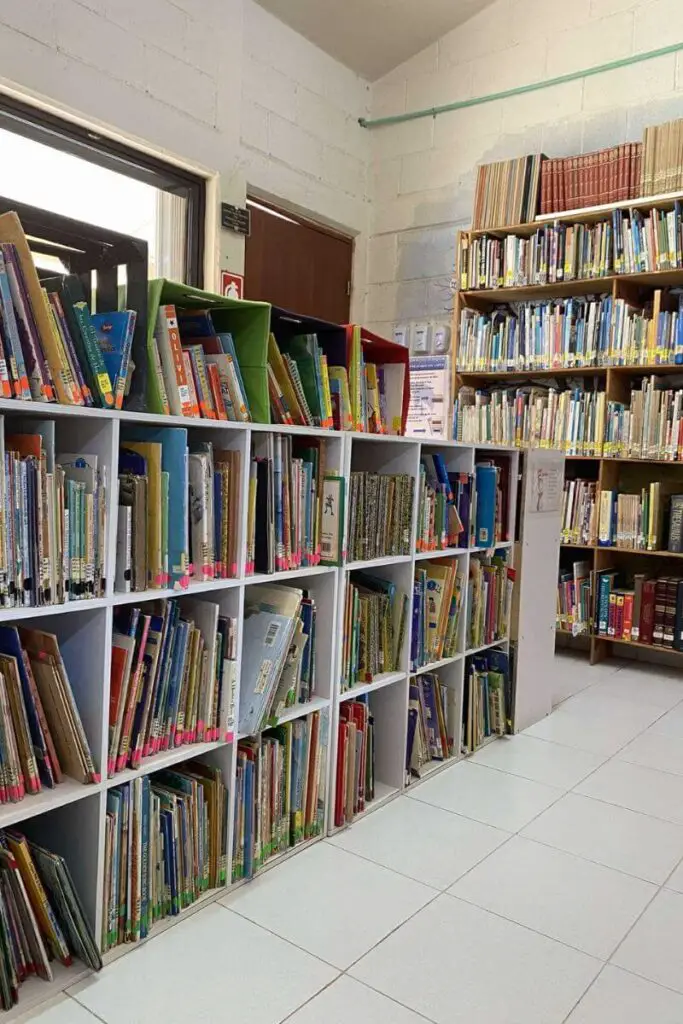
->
(247, 565, 336, 585)
(458, 366, 608, 381)
(600, 635, 683, 656)
(589, 546, 683, 559)
(0, 777, 101, 832)
(339, 671, 406, 702)
(467, 188, 683, 240)
(345, 554, 414, 571)
(555, 626, 589, 638)
(0, 597, 110, 622)
(348, 781, 400, 827)
(405, 755, 460, 789)
(412, 655, 462, 675)
(347, 431, 415, 444)
(417, 437, 473, 449)
(237, 696, 331, 739)
(250, 422, 336, 439)
(414, 547, 468, 561)
(470, 541, 513, 553)
(465, 637, 509, 657)
(1, 960, 93, 1024)
(112, 579, 242, 605)
(105, 739, 230, 788)
(461, 270, 683, 305)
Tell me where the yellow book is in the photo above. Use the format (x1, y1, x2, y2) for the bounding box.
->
(349, 325, 363, 431)
(268, 334, 305, 425)
(365, 363, 384, 434)
(123, 441, 163, 587)
(328, 366, 353, 431)
(319, 353, 334, 429)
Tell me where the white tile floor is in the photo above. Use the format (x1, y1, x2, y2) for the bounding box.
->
(22, 652, 683, 1023)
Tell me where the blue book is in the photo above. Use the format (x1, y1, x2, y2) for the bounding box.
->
(121, 427, 189, 586)
(474, 463, 498, 548)
(0, 625, 55, 789)
(217, 333, 250, 417)
(140, 777, 150, 938)
(91, 310, 136, 410)
(411, 576, 422, 670)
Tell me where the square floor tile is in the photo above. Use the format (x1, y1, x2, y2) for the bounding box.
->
(566, 964, 683, 1023)
(576, 759, 683, 824)
(406, 761, 561, 832)
(666, 859, 683, 893)
(612, 890, 683, 993)
(551, 653, 605, 707)
(448, 836, 655, 959)
(522, 792, 683, 884)
(470, 734, 605, 790)
(18, 995, 99, 1023)
(350, 895, 600, 1024)
(328, 794, 509, 890)
(286, 975, 427, 1023)
(222, 842, 435, 969)
(618, 729, 683, 776)
(523, 697, 661, 756)
(588, 666, 683, 711)
(649, 703, 683, 739)
(69, 904, 337, 1024)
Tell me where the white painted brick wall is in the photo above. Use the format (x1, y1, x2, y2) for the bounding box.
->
(0, 0, 372, 287)
(365, 0, 683, 339)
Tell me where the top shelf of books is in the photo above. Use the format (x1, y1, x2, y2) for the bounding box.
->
(468, 114, 683, 238)
(0, 208, 411, 437)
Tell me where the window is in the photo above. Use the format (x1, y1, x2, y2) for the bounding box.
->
(0, 94, 205, 285)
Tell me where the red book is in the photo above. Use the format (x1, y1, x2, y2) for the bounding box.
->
(622, 592, 634, 641)
(540, 160, 549, 215)
(207, 362, 228, 420)
(335, 720, 348, 828)
(639, 579, 657, 644)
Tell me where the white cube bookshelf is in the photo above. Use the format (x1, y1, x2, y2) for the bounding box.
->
(0, 396, 520, 1015)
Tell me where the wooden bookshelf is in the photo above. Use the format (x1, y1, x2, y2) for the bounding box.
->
(453, 189, 683, 668)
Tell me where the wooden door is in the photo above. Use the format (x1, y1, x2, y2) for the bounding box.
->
(245, 198, 353, 323)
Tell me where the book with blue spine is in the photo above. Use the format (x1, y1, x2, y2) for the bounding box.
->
(91, 310, 137, 410)
(474, 462, 498, 548)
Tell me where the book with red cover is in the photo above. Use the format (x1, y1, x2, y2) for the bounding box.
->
(652, 577, 669, 646)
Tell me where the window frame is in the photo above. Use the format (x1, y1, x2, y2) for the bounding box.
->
(0, 93, 205, 286)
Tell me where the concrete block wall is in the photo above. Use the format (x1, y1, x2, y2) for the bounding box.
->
(364, 0, 683, 339)
(0, 0, 372, 299)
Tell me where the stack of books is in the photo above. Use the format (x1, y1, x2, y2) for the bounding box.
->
(472, 155, 544, 230)
(0, 625, 99, 802)
(335, 699, 373, 827)
(416, 454, 463, 552)
(347, 325, 405, 434)
(0, 829, 101, 1007)
(117, 430, 241, 592)
(604, 376, 683, 461)
(594, 571, 683, 648)
(103, 764, 228, 950)
(557, 559, 592, 634)
(467, 554, 514, 650)
(539, 144, 642, 214)
(457, 298, 612, 373)
(406, 675, 454, 781)
(246, 436, 334, 574)
(341, 573, 407, 690)
(459, 221, 615, 290)
(238, 585, 317, 736)
(347, 472, 414, 561)
(233, 710, 327, 878)
(267, 333, 333, 429)
(641, 117, 683, 195)
(561, 478, 598, 546)
(0, 211, 132, 409)
(108, 602, 237, 777)
(150, 306, 250, 421)
(411, 562, 465, 669)
(462, 648, 510, 754)
(0, 420, 107, 607)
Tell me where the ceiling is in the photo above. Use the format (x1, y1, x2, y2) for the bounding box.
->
(256, 0, 493, 80)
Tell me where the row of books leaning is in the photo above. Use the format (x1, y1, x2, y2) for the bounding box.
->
(562, 479, 683, 553)
(472, 115, 683, 229)
(460, 203, 683, 290)
(558, 559, 683, 651)
(453, 376, 683, 462)
(405, 647, 512, 784)
(102, 763, 228, 951)
(457, 293, 683, 374)
(416, 458, 508, 553)
(0, 419, 106, 608)
(0, 830, 101, 1009)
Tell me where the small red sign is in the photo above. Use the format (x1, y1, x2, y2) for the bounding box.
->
(221, 271, 244, 300)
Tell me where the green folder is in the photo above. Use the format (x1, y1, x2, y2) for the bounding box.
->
(146, 279, 271, 421)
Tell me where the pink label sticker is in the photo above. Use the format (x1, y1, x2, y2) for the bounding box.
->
(92, 773, 101, 784)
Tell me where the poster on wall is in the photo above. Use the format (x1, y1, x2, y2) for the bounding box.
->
(221, 271, 244, 300)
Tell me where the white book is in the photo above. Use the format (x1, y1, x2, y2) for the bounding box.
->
(115, 506, 132, 593)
